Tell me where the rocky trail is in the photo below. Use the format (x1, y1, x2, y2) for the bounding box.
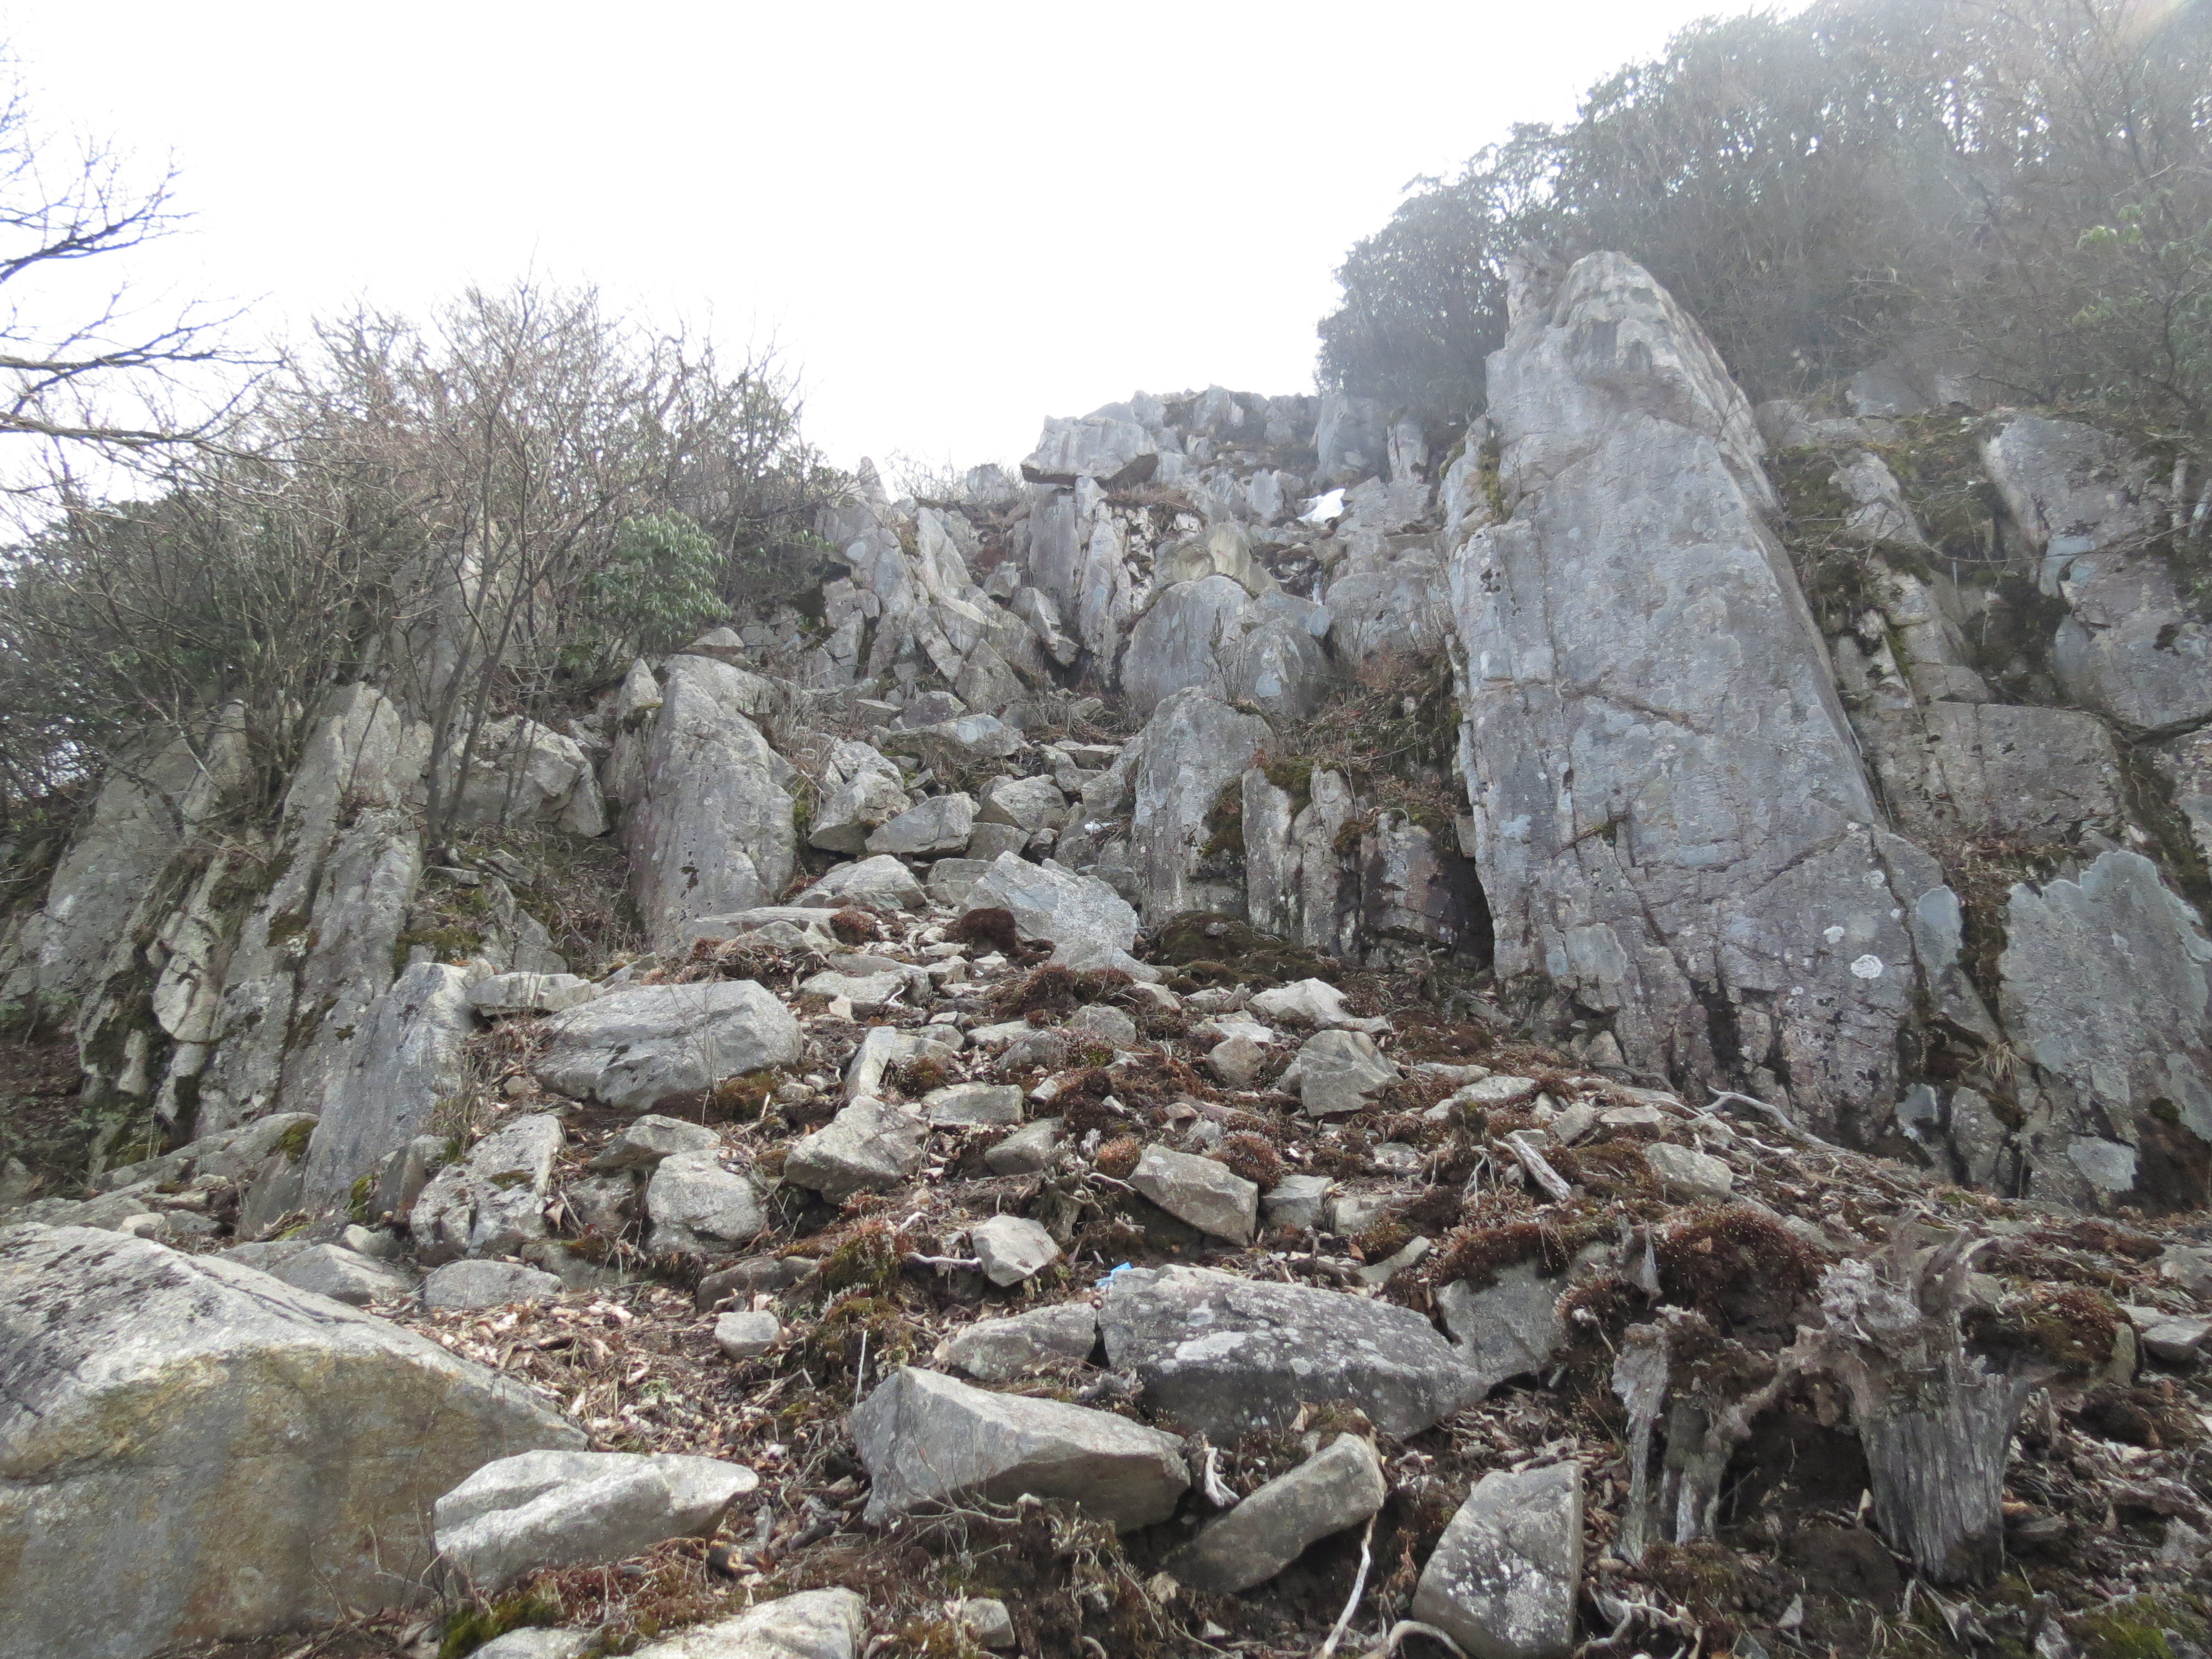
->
(9, 249, 2212, 1659)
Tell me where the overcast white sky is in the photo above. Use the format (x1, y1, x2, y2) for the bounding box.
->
(2, 1, 1768, 476)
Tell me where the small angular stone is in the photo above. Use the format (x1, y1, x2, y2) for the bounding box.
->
(421, 1259, 562, 1310)
(1167, 1434, 1388, 1593)
(1130, 1145, 1258, 1244)
(713, 1311, 782, 1360)
(1208, 1034, 1267, 1089)
(986, 1118, 1063, 1176)
(589, 1115, 721, 1171)
(1262, 1173, 1332, 1232)
(938, 1302, 1100, 1382)
(783, 1099, 926, 1198)
(1277, 1029, 1398, 1117)
(971, 1214, 1061, 1286)
(924, 1083, 1025, 1126)
(1643, 1142, 1735, 1201)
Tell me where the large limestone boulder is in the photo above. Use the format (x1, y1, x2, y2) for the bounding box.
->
(808, 740, 911, 854)
(960, 853, 1151, 976)
(851, 1365, 1188, 1530)
(1449, 251, 1934, 1141)
(1021, 407, 1160, 489)
(625, 654, 797, 951)
(1121, 575, 1251, 715)
(1244, 765, 1361, 956)
(1124, 689, 1272, 925)
(1100, 1264, 1477, 1439)
(533, 981, 803, 1111)
(0, 1225, 583, 1659)
(411, 1114, 565, 1264)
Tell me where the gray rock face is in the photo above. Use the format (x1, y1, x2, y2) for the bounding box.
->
(2000, 851, 2212, 1202)
(985, 1117, 1064, 1176)
(1065, 1001, 1140, 1050)
(795, 854, 928, 912)
(628, 1589, 868, 1659)
(1314, 389, 1388, 486)
(1167, 1434, 1388, 1594)
(0, 1225, 581, 1659)
(1121, 575, 1251, 715)
(421, 1258, 564, 1310)
(1222, 603, 1335, 721)
(1124, 690, 1272, 924)
(851, 1365, 1188, 1530)
(472, 1630, 595, 1659)
(300, 961, 476, 1215)
(1243, 765, 1360, 957)
(971, 1214, 1061, 1285)
(1277, 1029, 1399, 1117)
(1449, 251, 1932, 1140)
(534, 981, 803, 1111)
(444, 714, 606, 837)
(1870, 702, 2125, 845)
(1130, 1145, 1259, 1243)
(961, 853, 1149, 975)
(221, 1241, 418, 1307)
(867, 792, 976, 857)
(1100, 1264, 1477, 1439)
(1412, 1463, 1583, 1659)
(645, 1152, 766, 1255)
(411, 1114, 564, 1264)
(1642, 1141, 1736, 1200)
(923, 1082, 1024, 1126)
(1262, 1173, 1333, 1232)
(626, 654, 796, 951)
(783, 1099, 927, 1198)
(435, 1449, 758, 1593)
(938, 1301, 1100, 1382)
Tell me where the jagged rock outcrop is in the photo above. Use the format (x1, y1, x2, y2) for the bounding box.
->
(1448, 251, 1943, 1141)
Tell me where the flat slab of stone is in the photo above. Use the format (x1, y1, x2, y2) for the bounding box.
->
(924, 1082, 1025, 1126)
(1167, 1433, 1387, 1593)
(422, 1259, 564, 1310)
(852, 1365, 1187, 1530)
(1278, 1029, 1398, 1117)
(1643, 1142, 1734, 1201)
(986, 1118, 1063, 1176)
(435, 1448, 758, 1592)
(938, 1302, 1100, 1383)
(0, 1225, 582, 1659)
(1412, 1463, 1583, 1659)
(714, 1311, 782, 1360)
(867, 792, 975, 857)
(469, 972, 596, 1015)
(1102, 1264, 1478, 1440)
(628, 1589, 868, 1659)
(645, 1152, 766, 1255)
(221, 1241, 418, 1307)
(534, 981, 802, 1111)
(961, 853, 1156, 979)
(590, 1114, 722, 1170)
(1130, 1145, 1258, 1244)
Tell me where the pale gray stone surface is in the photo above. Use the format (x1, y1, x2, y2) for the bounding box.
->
(534, 980, 803, 1111)
(221, 1241, 418, 1307)
(1209, 1034, 1269, 1088)
(645, 1151, 766, 1255)
(1412, 1463, 1583, 1659)
(924, 1082, 1024, 1126)
(444, 714, 606, 837)
(0, 1225, 581, 1659)
(300, 961, 476, 1215)
(844, 1024, 963, 1099)
(794, 853, 928, 912)
(421, 1259, 564, 1310)
(628, 1589, 868, 1658)
(473, 1630, 596, 1659)
(867, 792, 976, 857)
(411, 1114, 565, 1264)
(1123, 690, 1272, 924)
(985, 1117, 1063, 1176)
(625, 654, 796, 951)
(435, 1448, 758, 1592)
(1121, 575, 1250, 715)
(1100, 1264, 1477, 1439)
(926, 856, 993, 906)
(1642, 1142, 1736, 1201)
(961, 853, 1151, 977)
(1436, 1262, 1579, 1394)
(1261, 1173, 1333, 1232)
(1448, 251, 1931, 1142)
(1167, 1434, 1388, 1593)
(589, 1114, 723, 1170)
(1130, 1145, 1258, 1244)
(1065, 1001, 1140, 1050)
(971, 1214, 1061, 1285)
(1243, 764, 1360, 957)
(1277, 1028, 1399, 1117)
(938, 1301, 1099, 1382)
(469, 971, 596, 1015)
(2000, 851, 2212, 1180)
(714, 1311, 782, 1360)
(808, 740, 910, 854)
(783, 1100, 927, 1198)
(851, 1365, 1188, 1529)
(1022, 409, 1159, 489)
(1869, 702, 2125, 845)
(978, 773, 1066, 832)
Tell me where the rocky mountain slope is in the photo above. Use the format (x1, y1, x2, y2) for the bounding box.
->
(6, 250, 2212, 1659)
